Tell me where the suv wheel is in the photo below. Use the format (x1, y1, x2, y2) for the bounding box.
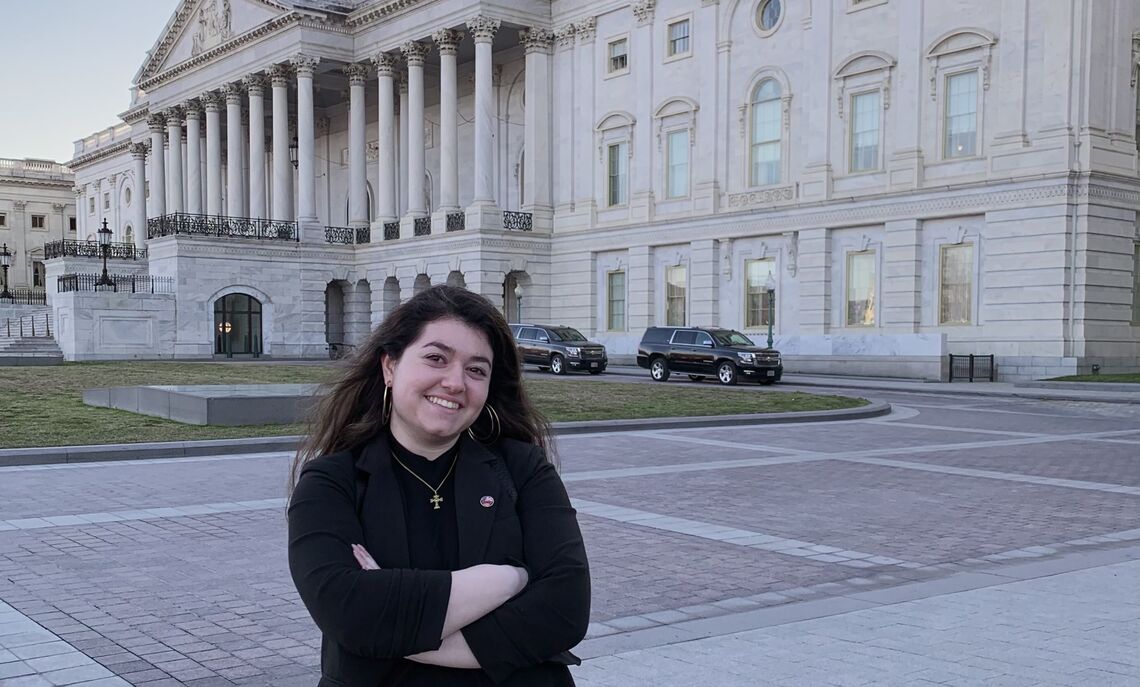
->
(550, 354, 566, 375)
(717, 361, 739, 386)
(649, 357, 670, 382)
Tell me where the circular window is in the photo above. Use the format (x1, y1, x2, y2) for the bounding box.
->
(756, 0, 783, 33)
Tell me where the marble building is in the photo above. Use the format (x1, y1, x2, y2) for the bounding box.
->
(61, 0, 1140, 378)
(0, 158, 76, 292)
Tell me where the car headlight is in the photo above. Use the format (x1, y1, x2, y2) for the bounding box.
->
(737, 352, 755, 362)
(566, 347, 580, 357)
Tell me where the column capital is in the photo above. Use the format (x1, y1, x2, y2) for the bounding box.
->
(147, 113, 166, 131)
(243, 73, 267, 96)
(632, 0, 656, 26)
(466, 15, 500, 43)
(344, 62, 370, 86)
(184, 99, 203, 119)
(201, 91, 224, 111)
(554, 24, 577, 49)
(373, 52, 399, 76)
(74, 186, 84, 197)
(52, 203, 66, 212)
(519, 28, 554, 54)
(290, 53, 320, 76)
(269, 63, 292, 87)
(13, 200, 26, 212)
(576, 16, 597, 43)
(164, 105, 184, 122)
(433, 28, 463, 56)
(222, 82, 245, 104)
(401, 41, 429, 66)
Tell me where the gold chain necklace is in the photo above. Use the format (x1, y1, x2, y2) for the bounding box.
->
(390, 450, 459, 510)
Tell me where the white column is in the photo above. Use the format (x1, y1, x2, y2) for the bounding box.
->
(553, 25, 576, 216)
(224, 83, 244, 217)
(520, 28, 554, 228)
(203, 92, 224, 215)
(185, 102, 202, 214)
(130, 143, 148, 250)
(346, 62, 369, 229)
(466, 15, 502, 229)
(147, 114, 167, 217)
(574, 18, 596, 215)
(242, 74, 264, 217)
(165, 109, 184, 214)
(402, 41, 428, 220)
(373, 53, 398, 225)
(398, 76, 409, 216)
(292, 54, 319, 222)
(270, 64, 293, 222)
(434, 29, 461, 216)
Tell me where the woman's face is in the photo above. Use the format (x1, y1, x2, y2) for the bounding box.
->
(382, 317, 494, 454)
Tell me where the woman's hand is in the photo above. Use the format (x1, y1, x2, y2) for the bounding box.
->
(352, 543, 380, 570)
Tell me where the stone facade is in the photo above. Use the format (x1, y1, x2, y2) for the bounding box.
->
(0, 159, 76, 289)
(61, 0, 1140, 379)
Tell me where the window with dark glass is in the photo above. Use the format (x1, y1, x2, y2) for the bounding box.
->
(214, 293, 263, 356)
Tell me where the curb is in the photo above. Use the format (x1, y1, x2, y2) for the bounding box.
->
(0, 401, 890, 468)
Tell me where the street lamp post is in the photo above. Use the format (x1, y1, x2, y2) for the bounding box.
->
(513, 283, 523, 322)
(764, 273, 776, 349)
(0, 243, 12, 300)
(96, 219, 114, 289)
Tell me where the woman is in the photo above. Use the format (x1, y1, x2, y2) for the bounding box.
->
(288, 285, 590, 686)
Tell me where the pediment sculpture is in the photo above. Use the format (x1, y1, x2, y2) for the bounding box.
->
(192, 0, 234, 56)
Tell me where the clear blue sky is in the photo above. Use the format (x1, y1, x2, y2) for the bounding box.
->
(0, 0, 180, 163)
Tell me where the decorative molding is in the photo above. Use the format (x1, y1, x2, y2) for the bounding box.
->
(147, 113, 166, 132)
(925, 28, 997, 99)
(222, 82, 244, 104)
(200, 91, 224, 112)
(13, 201, 26, 212)
(344, 62, 370, 86)
(726, 185, 797, 208)
(576, 16, 597, 43)
(243, 74, 267, 97)
(433, 28, 462, 55)
(129, 142, 149, 159)
(290, 53, 320, 77)
(401, 41, 429, 66)
(346, 0, 428, 28)
(466, 15, 500, 43)
(191, 0, 235, 57)
(68, 141, 131, 170)
(783, 231, 798, 276)
(719, 238, 733, 279)
(184, 99, 203, 118)
(269, 63, 292, 87)
(373, 52, 399, 76)
(554, 24, 577, 49)
(632, 0, 656, 26)
(1131, 31, 1140, 89)
(164, 105, 184, 124)
(518, 28, 554, 54)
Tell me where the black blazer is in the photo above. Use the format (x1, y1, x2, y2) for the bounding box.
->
(288, 433, 591, 686)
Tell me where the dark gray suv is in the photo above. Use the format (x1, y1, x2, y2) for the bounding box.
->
(510, 324, 608, 375)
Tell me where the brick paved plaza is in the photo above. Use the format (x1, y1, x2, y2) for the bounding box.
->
(0, 383, 1138, 686)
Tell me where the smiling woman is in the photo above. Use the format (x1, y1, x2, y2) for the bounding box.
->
(288, 285, 590, 686)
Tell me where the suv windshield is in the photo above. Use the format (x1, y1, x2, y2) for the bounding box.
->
(710, 330, 755, 347)
(549, 327, 587, 342)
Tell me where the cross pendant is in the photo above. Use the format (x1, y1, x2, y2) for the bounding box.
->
(430, 493, 443, 510)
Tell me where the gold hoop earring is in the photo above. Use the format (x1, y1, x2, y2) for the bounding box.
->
(381, 385, 392, 425)
(467, 404, 501, 443)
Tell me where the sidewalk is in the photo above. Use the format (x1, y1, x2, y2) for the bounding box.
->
(602, 364, 1140, 404)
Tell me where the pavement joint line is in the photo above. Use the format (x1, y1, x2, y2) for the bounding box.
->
(0, 600, 126, 686)
(861, 419, 1045, 437)
(628, 431, 818, 454)
(0, 499, 289, 532)
(560, 454, 825, 483)
(577, 545, 1140, 661)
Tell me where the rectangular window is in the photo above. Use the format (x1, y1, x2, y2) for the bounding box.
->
(665, 130, 690, 198)
(31, 215, 45, 229)
(69, 217, 76, 232)
(745, 259, 776, 328)
(607, 271, 626, 331)
(607, 142, 628, 206)
(939, 243, 973, 325)
(103, 193, 110, 210)
(0, 213, 6, 227)
(665, 265, 687, 326)
(846, 251, 877, 326)
(944, 71, 978, 158)
(667, 19, 690, 57)
(850, 91, 881, 172)
(88, 197, 95, 214)
(607, 38, 628, 74)
(1132, 243, 1140, 324)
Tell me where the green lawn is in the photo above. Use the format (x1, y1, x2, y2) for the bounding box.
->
(1046, 373, 1140, 383)
(0, 362, 867, 449)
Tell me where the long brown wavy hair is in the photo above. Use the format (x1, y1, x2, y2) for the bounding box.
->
(290, 285, 550, 490)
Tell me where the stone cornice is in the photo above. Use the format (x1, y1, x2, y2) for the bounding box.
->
(0, 176, 75, 191)
(69, 141, 132, 170)
(119, 104, 150, 125)
(346, 0, 426, 29)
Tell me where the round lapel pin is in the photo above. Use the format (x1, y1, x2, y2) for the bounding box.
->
(480, 495, 495, 508)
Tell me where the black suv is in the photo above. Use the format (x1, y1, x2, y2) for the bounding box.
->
(510, 324, 608, 375)
(636, 326, 782, 385)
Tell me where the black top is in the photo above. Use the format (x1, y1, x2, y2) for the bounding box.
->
(288, 433, 590, 687)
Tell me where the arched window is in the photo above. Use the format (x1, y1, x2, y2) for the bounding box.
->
(32, 261, 45, 288)
(750, 79, 782, 186)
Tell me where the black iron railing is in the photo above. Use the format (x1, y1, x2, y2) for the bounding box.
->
(503, 210, 533, 231)
(383, 221, 400, 241)
(413, 217, 431, 236)
(57, 273, 176, 294)
(2, 312, 51, 338)
(948, 354, 995, 382)
(356, 226, 370, 244)
(324, 226, 372, 244)
(44, 240, 147, 260)
(147, 213, 299, 241)
(446, 212, 465, 232)
(0, 288, 47, 306)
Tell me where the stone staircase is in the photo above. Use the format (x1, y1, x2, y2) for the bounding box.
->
(0, 309, 63, 365)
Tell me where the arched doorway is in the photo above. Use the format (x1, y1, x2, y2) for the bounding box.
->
(413, 274, 431, 295)
(325, 281, 347, 346)
(214, 293, 263, 357)
(503, 271, 526, 323)
(446, 271, 466, 289)
(383, 277, 400, 316)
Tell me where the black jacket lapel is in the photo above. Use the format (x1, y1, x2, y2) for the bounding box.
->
(454, 435, 501, 568)
(354, 435, 410, 568)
